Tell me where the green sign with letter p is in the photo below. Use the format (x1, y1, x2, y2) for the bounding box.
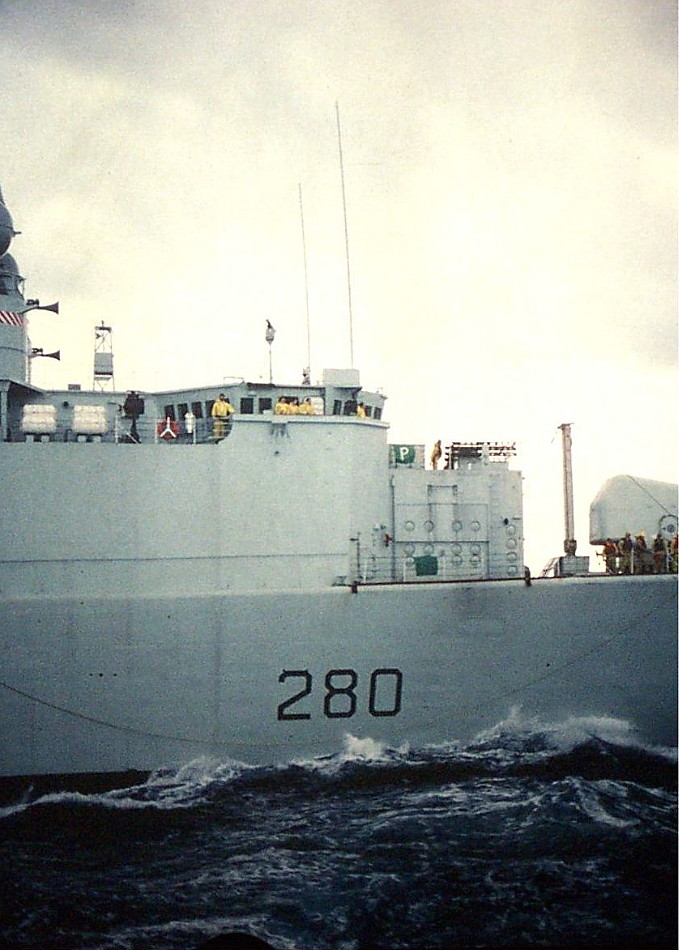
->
(391, 444, 416, 465)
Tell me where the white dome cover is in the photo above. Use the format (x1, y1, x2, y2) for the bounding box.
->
(589, 474, 678, 543)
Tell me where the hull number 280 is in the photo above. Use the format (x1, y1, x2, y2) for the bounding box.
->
(277, 668, 403, 720)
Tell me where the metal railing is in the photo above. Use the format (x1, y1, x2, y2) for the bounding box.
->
(7, 415, 235, 444)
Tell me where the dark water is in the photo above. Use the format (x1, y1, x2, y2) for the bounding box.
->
(0, 716, 676, 950)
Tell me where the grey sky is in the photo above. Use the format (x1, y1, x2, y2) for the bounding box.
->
(1, 0, 675, 566)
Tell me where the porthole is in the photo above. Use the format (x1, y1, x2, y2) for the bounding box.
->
(404, 543, 416, 556)
(506, 524, 516, 537)
(404, 520, 415, 532)
(506, 538, 517, 549)
(471, 520, 481, 533)
(424, 520, 434, 533)
(452, 519, 462, 534)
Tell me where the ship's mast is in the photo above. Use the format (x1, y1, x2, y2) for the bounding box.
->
(335, 102, 355, 368)
(559, 422, 577, 555)
(93, 324, 115, 391)
(0, 184, 59, 393)
(298, 183, 312, 380)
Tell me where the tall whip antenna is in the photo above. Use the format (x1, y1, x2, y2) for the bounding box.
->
(335, 101, 355, 367)
(298, 183, 312, 379)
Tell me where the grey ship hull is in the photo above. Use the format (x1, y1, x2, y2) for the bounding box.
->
(1, 574, 675, 786)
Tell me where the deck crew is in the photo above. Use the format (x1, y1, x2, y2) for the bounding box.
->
(618, 532, 633, 574)
(603, 538, 618, 574)
(634, 531, 651, 574)
(275, 396, 290, 414)
(356, 402, 366, 418)
(652, 534, 668, 574)
(211, 393, 234, 438)
(431, 440, 442, 470)
(123, 390, 144, 443)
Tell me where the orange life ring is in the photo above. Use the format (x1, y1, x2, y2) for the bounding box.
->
(157, 417, 179, 440)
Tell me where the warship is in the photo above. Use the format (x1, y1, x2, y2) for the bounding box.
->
(0, 184, 676, 795)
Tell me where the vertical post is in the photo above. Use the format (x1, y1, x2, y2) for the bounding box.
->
(336, 102, 354, 368)
(559, 423, 577, 555)
(0, 382, 8, 441)
(389, 475, 397, 582)
(265, 320, 275, 384)
(298, 183, 312, 379)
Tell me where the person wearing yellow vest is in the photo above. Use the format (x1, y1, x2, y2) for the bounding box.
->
(211, 393, 235, 439)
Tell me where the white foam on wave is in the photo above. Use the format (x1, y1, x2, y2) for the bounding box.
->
(340, 733, 390, 760)
(469, 706, 677, 759)
(0, 756, 257, 817)
(284, 732, 412, 776)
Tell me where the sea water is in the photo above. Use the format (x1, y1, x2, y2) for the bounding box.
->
(1, 715, 676, 950)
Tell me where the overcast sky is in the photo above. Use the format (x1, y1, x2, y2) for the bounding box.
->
(1, 0, 676, 568)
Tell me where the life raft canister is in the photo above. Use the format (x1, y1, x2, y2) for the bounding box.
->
(157, 416, 179, 440)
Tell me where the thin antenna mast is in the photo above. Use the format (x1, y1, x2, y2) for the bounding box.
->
(335, 101, 355, 368)
(298, 183, 312, 379)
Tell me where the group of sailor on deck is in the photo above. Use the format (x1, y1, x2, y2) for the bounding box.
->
(205, 391, 368, 439)
(274, 396, 317, 415)
(602, 533, 677, 575)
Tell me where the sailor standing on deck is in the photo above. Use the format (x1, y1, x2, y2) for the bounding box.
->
(618, 532, 633, 574)
(603, 538, 618, 574)
(431, 440, 442, 470)
(634, 531, 649, 574)
(211, 393, 234, 439)
(652, 534, 668, 574)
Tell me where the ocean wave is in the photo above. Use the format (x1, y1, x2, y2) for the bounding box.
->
(0, 714, 675, 950)
(1, 714, 675, 820)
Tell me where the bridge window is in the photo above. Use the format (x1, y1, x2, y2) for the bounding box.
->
(191, 401, 203, 419)
(163, 405, 176, 421)
(259, 397, 272, 413)
(240, 397, 254, 414)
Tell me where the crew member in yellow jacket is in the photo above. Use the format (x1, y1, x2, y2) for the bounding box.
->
(211, 393, 235, 438)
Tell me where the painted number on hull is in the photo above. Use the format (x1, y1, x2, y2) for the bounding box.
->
(277, 668, 403, 721)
